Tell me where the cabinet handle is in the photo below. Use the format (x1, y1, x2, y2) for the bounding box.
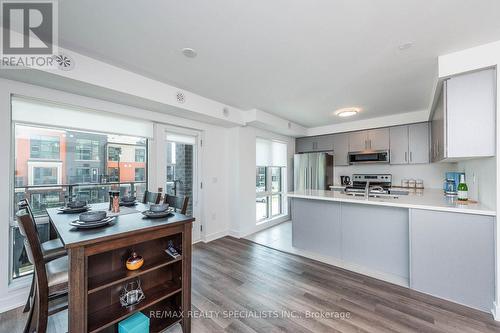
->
(369, 139, 372, 149)
(410, 151, 413, 162)
(405, 152, 407, 162)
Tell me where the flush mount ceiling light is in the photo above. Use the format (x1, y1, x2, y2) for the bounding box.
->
(335, 107, 360, 118)
(181, 47, 197, 58)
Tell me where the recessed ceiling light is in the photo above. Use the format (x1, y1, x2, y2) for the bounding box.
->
(181, 48, 197, 58)
(398, 42, 413, 50)
(335, 107, 360, 118)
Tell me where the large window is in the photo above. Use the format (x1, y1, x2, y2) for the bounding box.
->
(13, 123, 148, 280)
(255, 139, 287, 222)
(75, 139, 100, 160)
(30, 135, 60, 159)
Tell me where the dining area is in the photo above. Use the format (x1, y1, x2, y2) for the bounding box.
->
(16, 190, 193, 333)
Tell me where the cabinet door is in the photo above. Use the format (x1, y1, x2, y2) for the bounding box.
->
(367, 128, 390, 151)
(431, 88, 445, 162)
(410, 209, 494, 312)
(332, 133, 349, 166)
(295, 137, 315, 153)
(315, 135, 334, 152)
(348, 131, 367, 152)
(408, 123, 429, 164)
(389, 125, 408, 164)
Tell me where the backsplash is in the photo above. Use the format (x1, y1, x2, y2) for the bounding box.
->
(456, 157, 496, 209)
(334, 162, 457, 189)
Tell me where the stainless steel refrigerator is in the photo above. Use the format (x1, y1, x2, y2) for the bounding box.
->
(294, 152, 334, 191)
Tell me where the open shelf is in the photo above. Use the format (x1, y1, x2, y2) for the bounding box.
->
(88, 281, 182, 333)
(88, 253, 182, 294)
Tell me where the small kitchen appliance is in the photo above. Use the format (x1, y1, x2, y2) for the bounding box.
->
(340, 176, 351, 186)
(443, 172, 465, 195)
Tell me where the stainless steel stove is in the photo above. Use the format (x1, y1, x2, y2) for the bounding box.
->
(345, 174, 392, 193)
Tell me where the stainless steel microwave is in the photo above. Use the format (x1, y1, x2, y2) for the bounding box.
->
(348, 150, 390, 164)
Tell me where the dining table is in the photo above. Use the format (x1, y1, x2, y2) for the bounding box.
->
(46, 202, 194, 333)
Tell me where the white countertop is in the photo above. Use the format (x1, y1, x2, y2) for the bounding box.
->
(287, 188, 496, 216)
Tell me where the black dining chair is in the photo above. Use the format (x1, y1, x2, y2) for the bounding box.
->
(17, 208, 68, 333)
(142, 190, 162, 204)
(18, 199, 66, 313)
(164, 194, 190, 215)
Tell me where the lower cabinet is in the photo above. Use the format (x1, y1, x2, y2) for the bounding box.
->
(410, 209, 495, 312)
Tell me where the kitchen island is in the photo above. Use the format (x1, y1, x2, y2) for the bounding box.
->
(287, 189, 496, 313)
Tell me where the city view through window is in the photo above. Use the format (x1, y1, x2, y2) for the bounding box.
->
(12, 124, 148, 279)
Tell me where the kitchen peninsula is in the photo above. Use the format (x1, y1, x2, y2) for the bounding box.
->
(287, 189, 495, 313)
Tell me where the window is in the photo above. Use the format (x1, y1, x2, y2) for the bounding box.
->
(135, 168, 145, 181)
(255, 138, 287, 222)
(108, 146, 121, 161)
(75, 139, 100, 160)
(135, 148, 146, 162)
(108, 167, 119, 182)
(12, 97, 151, 281)
(30, 135, 60, 159)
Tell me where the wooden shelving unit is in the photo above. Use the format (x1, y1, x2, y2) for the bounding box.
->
(85, 227, 190, 333)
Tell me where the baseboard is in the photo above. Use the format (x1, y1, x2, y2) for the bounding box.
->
(203, 230, 228, 242)
(492, 301, 500, 321)
(227, 229, 241, 238)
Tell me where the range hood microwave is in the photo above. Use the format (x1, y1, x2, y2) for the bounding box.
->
(348, 150, 390, 164)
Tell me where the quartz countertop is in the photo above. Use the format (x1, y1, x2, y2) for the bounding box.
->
(287, 188, 496, 216)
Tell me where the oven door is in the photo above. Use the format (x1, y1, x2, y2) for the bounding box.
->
(348, 151, 390, 164)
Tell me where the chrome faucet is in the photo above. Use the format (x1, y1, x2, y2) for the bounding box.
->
(364, 181, 370, 199)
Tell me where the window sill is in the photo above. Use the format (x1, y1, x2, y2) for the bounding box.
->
(256, 213, 288, 226)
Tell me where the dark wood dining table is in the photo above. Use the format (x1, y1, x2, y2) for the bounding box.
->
(47, 202, 194, 333)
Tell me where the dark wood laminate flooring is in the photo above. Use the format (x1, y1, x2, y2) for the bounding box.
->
(2, 236, 500, 333)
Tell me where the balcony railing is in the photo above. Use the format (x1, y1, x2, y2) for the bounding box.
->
(11, 180, 147, 280)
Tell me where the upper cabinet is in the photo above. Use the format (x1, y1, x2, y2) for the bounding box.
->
(296, 135, 333, 153)
(348, 128, 389, 152)
(332, 133, 349, 166)
(390, 123, 429, 165)
(431, 68, 496, 162)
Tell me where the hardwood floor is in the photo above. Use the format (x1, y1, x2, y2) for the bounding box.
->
(2, 236, 500, 333)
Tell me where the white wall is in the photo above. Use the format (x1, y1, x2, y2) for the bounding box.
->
(334, 162, 457, 189)
(0, 78, 233, 312)
(227, 126, 295, 238)
(456, 157, 497, 210)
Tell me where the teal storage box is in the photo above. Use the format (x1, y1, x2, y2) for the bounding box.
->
(118, 312, 150, 333)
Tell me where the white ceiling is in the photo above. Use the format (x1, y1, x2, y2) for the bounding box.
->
(58, 0, 500, 127)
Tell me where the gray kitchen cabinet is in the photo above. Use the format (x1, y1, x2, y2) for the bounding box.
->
(292, 198, 342, 258)
(348, 131, 368, 152)
(410, 209, 495, 312)
(367, 128, 389, 151)
(390, 123, 429, 165)
(389, 125, 409, 164)
(315, 134, 334, 151)
(431, 68, 495, 162)
(341, 203, 409, 280)
(296, 135, 333, 153)
(349, 128, 389, 152)
(332, 133, 349, 166)
(408, 122, 429, 164)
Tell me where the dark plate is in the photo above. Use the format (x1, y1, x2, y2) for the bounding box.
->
(57, 206, 90, 214)
(120, 201, 138, 207)
(79, 210, 107, 222)
(69, 217, 115, 229)
(142, 208, 174, 219)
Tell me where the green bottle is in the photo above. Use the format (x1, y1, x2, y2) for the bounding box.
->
(457, 174, 468, 201)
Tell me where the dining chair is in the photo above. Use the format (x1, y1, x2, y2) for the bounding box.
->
(18, 199, 67, 313)
(17, 208, 68, 333)
(164, 194, 190, 215)
(142, 190, 162, 204)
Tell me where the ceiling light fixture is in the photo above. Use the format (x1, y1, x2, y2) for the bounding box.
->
(335, 107, 360, 118)
(181, 48, 197, 58)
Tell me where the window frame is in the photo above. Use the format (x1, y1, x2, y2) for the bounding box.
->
(256, 165, 285, 223)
